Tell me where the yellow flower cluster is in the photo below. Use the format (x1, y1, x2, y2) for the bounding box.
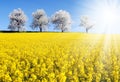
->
(0, 33, 119, 82)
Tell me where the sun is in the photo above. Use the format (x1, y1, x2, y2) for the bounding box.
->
(101, 7, 118, 24)
(92, 0, 120, 33)
(76, 0, 120, 33)
(98, 5, 120, 33)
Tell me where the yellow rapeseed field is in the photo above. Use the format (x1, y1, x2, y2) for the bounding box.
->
(0, 33, 120, 82)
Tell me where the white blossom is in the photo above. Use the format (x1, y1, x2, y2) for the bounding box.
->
(80, 16, 94, 33)
(31, 9, 49, 32)
(8, 8, 27, 31)
(51, 10, 72, 32)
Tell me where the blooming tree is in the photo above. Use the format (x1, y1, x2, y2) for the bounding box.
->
(80, 16, 94, 33)
(31, 9, 49, 32)
(51, 10, 72, 32)
(8, 8, 27, 31)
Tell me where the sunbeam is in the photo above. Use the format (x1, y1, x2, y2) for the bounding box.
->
(77, 0, 120, 33)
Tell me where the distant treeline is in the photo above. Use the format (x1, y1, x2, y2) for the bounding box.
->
(0, 31, 64, 33)
(6, 8, 94, 33)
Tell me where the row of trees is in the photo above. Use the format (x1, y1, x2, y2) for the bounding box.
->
(8, 8, 94, 33)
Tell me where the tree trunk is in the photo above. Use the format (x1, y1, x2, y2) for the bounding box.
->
(62, 30, 64, 32)
(86, 28, 88, 33)
(18, 28, 20, 32)
(40, 27, 42, 32)
(17, 21, 20, 32)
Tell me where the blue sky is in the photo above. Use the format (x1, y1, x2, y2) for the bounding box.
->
(0, 0, 120, 33)
(0, 0, 81, 31)
(0, 0, 88, 32)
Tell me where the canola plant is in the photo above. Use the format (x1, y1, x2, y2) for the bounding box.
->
(0, 33, 120, 82)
